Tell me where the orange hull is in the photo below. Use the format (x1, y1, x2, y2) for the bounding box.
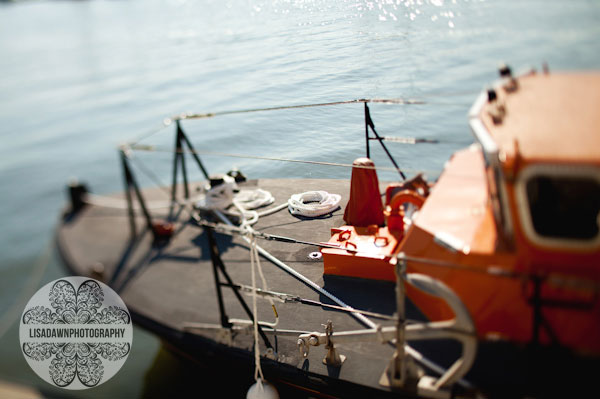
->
(400, 147, 600, 355)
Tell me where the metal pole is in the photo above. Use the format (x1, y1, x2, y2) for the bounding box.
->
(120, 148, 136, 237)
(364, 102, 370, 158)
(179, 127, 210, 179)
(121, 150, 155, 240)
(364, 103, 406, 180)
(394, 253, 407, 385)
(205, 227, 231, 329)
(171, 122, 182, 202)
(177, 123, 190, 199)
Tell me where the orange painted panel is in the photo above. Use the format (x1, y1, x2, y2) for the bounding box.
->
(322, 226, 399, 281)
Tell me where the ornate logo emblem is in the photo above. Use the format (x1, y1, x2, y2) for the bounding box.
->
(19, 277, 132, 389)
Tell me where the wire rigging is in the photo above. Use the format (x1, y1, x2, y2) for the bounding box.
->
(130, 97, 427, 145)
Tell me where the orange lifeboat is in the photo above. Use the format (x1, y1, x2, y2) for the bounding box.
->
(323, 67, 600, 357)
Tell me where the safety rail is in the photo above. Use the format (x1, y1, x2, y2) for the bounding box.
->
(114, 99, 419, 242)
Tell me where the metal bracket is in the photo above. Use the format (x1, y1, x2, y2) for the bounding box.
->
(379, 254, 419, 388)
(322, 320, 346, 367)
(379, 352, 422, 391)
(297, 321, 346, 367)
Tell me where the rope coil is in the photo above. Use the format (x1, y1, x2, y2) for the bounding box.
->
(235, 189, 275, 210)
(288, 191, 341, 217)
(195, 175, 238, 210)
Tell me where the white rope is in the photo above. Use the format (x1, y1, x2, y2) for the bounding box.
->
(226, 188, 276, 226)
(234, 188, 275, 210)
(250, 234, 265, 382)
(195, 175, 238, 210)
(194, 178, 294, 230)
(196, 185, 341, 227)
(287, 191, 341, 217)
(195, 176, 277, 215)
(234, 197, 279, 384)
(256, 202, 288, 218)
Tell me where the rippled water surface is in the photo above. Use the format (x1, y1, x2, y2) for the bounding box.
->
(1, 0, 599, 397)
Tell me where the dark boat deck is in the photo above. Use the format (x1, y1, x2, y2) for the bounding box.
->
(57, 178, 414, 397)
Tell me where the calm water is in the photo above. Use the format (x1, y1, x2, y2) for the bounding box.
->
(1, 0, 599, 397)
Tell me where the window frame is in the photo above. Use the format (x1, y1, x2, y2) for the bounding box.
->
(515, 163, 600, 250)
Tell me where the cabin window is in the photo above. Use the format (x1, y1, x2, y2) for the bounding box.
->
(517, 165, 600, 248)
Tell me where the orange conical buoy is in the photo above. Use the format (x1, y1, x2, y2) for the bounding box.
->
(343, 158, 384, 227)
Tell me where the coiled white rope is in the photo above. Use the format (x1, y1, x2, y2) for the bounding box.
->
(195, 175, 238, 210)
(235, 188, 275, 210)
(287, 191, 341, 217)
